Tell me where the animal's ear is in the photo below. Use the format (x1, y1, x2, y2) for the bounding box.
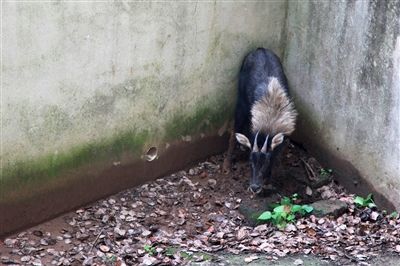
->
(271, 133, 284, 150)
(235, 133, 251, 149)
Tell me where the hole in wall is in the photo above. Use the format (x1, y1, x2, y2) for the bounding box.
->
(144, 147, 158, 162)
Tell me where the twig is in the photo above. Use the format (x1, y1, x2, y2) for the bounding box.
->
(300, 158, 318, 181)
(89, 228, 104, 253)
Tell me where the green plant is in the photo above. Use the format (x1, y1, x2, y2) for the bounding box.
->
(320, 168, 333, 177)
(180, 251, 193, 260)
(103, 254, 117, 264)
(389, 211, 398, 219)
(144, 244, 156, 256)
(354, 194, 376, 208)
(165, 247, 177, 257)
(257, 194, 313, 229)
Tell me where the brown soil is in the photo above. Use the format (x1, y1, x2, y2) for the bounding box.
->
(0, 141, 336, 265)
(1, 141, 398, 265)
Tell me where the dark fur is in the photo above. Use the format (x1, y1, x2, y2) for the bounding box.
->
(235, 48, 290, 140)
(224, 48, 293, 193)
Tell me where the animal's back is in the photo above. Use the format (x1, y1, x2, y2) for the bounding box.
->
(239, 48, 289, 104)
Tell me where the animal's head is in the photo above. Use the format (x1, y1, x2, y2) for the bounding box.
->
(235, 131, 285, 194)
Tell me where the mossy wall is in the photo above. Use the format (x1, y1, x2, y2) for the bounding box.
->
(2, 2, 287, 202)
(284, 1, 400, 209)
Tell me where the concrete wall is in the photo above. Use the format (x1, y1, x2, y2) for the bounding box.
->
(3, 0, 400, 235)
(1, 1, 287, 235)
(284, 0, 400, 209)
(3, 1, 286, 164)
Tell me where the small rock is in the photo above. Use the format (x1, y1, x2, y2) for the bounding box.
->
(370, 211, 380, 221)
(254, 224, 269, 232)
(208, 179, 217, 189)
(142, 229, 152, 237)
(225, 202, 233, 209)
(32, 259, 43, 266)
(310, 200, 348, 218)
(40, 239, 49, 246)
(208, 213, 225, 223)
(76, 232, 90, 241)
(141, 254, 158, 265)
(321, 189, 334, 199)
(114, 227, 126, 236)
(216, 232, 225, 239)
(108, 199, 116, 204)
(99, 245, 110, 252)
(63, 233, 72, 239)
(305, 186, 313, 196)
(294, 258, 303, 265)
(244, 255, 259, 263)
(236, 227, 249, 241)
(395, 245, 400, 253)
(338, 224, 346, 230)
(4, 238, 16, 247)
(21, 256, 31, 262)
(285, 224, 297, 232)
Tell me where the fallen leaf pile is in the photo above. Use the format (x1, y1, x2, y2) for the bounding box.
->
(1, 143, 399, 265)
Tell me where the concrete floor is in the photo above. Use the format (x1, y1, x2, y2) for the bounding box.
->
(192, 253, 400, 266)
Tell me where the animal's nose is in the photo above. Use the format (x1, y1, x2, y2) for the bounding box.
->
(249, 184, 262, 194)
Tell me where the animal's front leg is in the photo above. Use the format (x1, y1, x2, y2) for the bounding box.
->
(223, 130, 236, 174)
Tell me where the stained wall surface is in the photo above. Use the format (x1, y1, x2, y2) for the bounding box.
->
(1, 1, 287, 234)
(284, 0, 400, 209)
(3, 1, 286, 165)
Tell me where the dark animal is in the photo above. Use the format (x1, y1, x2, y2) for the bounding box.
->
(223, 48, 297, 194)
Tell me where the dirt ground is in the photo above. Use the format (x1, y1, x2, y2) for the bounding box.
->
(1, 141, 400, 265)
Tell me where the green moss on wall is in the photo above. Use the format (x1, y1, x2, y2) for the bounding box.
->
(1, 90, 234, 200)
(1, 130, 149, 197)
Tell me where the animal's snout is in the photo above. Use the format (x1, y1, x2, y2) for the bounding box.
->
(249, 184, 262, 194)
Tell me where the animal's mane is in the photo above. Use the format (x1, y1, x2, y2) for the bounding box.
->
(251, 77, 297, 136)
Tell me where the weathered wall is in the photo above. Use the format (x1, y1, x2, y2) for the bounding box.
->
(1, 1, 287, 235)
(284, 0, 400, 209)
(3, 1, 286, 164)
(3, 0, 400, 236)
